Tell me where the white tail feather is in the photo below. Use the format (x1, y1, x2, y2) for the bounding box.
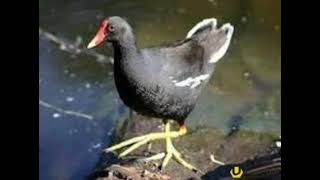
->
(186, 18, 234, 64)
(208, 23, 234, 63)
(186, 18, 217, 39)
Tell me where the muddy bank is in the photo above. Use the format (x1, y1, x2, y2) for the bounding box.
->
(89, 114, 280, 180)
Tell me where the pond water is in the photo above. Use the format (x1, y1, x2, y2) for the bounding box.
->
(39, 0, 280, 179)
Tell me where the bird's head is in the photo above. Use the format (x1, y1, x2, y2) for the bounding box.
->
(87, 16, 134, 49)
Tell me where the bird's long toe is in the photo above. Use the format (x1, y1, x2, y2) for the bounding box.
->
(105, 130, 183, 156)
(159, 136, 198, 172)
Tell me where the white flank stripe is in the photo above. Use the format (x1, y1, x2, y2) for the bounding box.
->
(174, 74, 210, 88)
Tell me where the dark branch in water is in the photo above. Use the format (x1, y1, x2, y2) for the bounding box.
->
(39, 99, 94, 120)
(39, 27, 114, 64)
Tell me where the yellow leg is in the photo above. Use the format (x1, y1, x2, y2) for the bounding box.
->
(105, 121, 198, 172)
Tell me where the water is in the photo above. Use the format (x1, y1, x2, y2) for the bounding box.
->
(39, 0, 280, 179)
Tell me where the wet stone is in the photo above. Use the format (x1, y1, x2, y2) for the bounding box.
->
(90, 114, 280, 180)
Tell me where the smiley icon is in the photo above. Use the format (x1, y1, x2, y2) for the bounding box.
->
(230, 166, 244, 178)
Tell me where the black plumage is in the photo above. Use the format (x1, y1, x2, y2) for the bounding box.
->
(88, 16, 233, 125)
(87, 16, 234, 172)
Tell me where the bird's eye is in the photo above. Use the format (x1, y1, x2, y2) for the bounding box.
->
(108, 25, 115, 32)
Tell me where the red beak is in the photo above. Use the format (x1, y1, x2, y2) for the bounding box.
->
(87, 20, 108, 49)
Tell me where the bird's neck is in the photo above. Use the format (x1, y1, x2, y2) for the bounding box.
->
(112, 35, 139, 61)
(112, 36, 143, 81)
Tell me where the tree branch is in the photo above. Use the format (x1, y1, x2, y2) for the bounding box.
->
(39, 99, 94, 120)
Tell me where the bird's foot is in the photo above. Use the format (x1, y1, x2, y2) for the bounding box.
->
(143, 129, 198, 172)
(105, 122, 198, 172)
(105, 126, 183, 157)
(162, 123, 198, 172)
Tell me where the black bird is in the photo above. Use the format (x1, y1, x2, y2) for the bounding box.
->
(87, 16, 234, 171)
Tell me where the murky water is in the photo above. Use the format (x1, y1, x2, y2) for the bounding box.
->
(39, 0, 280, 179)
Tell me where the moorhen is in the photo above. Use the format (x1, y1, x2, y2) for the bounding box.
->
(87, 16, 234, 171)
